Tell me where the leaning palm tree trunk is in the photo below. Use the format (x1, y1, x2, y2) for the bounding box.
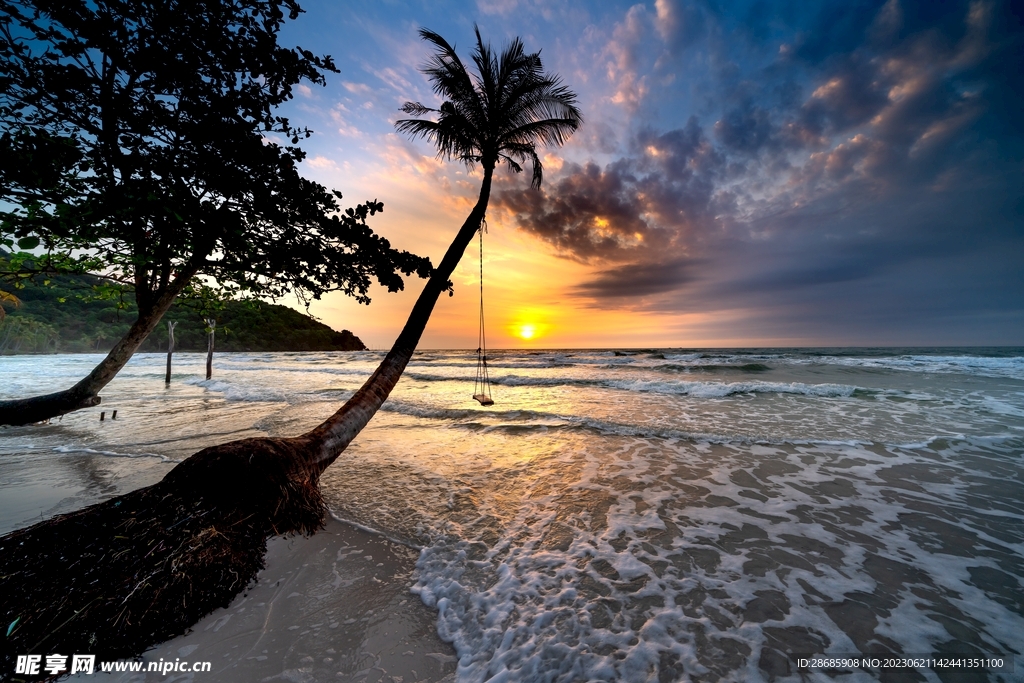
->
(0, 26, 578, 671)
(304, 167, 493, 468)
(0, 172, 495, 673)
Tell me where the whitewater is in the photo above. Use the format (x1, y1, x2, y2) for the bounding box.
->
(1, 348, 1022, 682)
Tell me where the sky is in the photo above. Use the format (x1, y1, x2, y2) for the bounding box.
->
(271, 0, 1023, 349)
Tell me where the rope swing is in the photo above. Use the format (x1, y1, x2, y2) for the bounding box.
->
(473, 220, 494, 406)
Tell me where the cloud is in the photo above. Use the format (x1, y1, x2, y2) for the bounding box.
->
(306, 155, 339, 171)
(654, 0, 706, 53)
(799, 57, 891, 134)
(495, 160, 653, 261)
(572, 257, 698, 299)
(714, 102, 776, 153)
(369, 67, 413, 94)
(496, 117, 725, 262)
(494, 116, 724, 301)
(342, 81, 371, 94)
(605, 5, 652, 111)
(572, 119, 622, 155)
(496, 0, 1023, 338)
(476, 0, 519, 15)
(330, 106, 364, 138)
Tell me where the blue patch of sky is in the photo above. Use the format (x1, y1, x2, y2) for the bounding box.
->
(275, 0, 1024, 344)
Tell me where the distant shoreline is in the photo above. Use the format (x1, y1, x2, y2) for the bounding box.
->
(3, 345, 1022, 355)
(0, 266, 367, 354)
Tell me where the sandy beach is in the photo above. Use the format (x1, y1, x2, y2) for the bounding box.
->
(2, 350, 1023, 682)
(0, 444, 457, 683)
(71, 518, 456, 683)
(0, 353, 457, 683)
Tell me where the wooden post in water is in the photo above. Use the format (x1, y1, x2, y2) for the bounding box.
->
(205, 318, 215, 380)
(165, 320, 177, 385)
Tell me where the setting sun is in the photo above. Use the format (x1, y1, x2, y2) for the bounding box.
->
(506, 309, 553, 345)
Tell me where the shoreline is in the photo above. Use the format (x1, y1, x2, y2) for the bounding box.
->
(3, 350, 1022, 681)
(74, 516, 456, 683)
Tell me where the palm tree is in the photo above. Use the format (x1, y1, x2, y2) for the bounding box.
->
(0, 27, 581, 664)
(300, 26, 583, 470)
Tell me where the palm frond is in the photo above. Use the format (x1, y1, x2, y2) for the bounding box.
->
(395, 112, 479, 163)
(397, 26, 582, 189)
(400, 102, 437, 117)
(500, 76, 582, 136)
(500, 116, 582, 149)
(472, 26, 499, 124)
(502, 142, 544, 189)
(500, 154, 524, 175)
(415, 29, 486, 130)
(495, 37, 528, 112)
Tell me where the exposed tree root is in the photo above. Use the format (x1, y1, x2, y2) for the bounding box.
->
(0, 436, 323, 680)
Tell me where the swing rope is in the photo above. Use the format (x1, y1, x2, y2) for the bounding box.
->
(473, 220, 494, 406)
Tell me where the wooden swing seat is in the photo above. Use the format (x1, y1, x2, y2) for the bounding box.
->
(472, 223, 494, 407)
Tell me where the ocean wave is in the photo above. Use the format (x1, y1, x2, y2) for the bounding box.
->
(202, 363, 372, 377)
(792, 354, 1024, 380)
(512, 350, 1024, 380)
(613, 362, 772, 373)
(403, 419, 1024, 683)
(53, 445, 178, 462)
(184, 377, 291, 402)
(401, 372, 857, 398)
(380, 401, 560, 425)
(508, 375, 856, 397)
(378, 399, 939, 447)
(378, 396, 1017, 453)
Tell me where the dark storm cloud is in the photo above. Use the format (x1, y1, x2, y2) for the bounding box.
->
(502, 0, 1023, 339)
(714, 101, 776, 153)
(495, 116, 724, 274)
(791, 0, 980, 64)
(572, 257, 698, 299)
(788, 0, 891, 63)
(718, 0, 1024, 163)
(794, 56, 891, 135)
(495, 160, 653, 261)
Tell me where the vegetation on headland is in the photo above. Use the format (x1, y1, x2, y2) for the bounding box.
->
(0, 266, 365, 354)
(0, 0, 428, 425)
(0, 18, 581, 678)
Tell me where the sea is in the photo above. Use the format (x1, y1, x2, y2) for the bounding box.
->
(1, 348, 1022, 682)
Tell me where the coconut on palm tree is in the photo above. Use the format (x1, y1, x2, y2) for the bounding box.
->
(0, 27, 581, 666)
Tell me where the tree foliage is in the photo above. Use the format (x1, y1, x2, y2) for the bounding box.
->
(0, 0, 431, 315)
(396, 26, 583, 189)
(0, 258, 367, 353)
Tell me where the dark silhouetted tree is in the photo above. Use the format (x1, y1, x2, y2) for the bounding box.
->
(0, 0, 430, 425)
(0, 26, 580, 668)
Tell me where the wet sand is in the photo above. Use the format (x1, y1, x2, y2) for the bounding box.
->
(0, 444, 456, 683)
(6, 350, 1024, 681)
(72, 517, 457, 683)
